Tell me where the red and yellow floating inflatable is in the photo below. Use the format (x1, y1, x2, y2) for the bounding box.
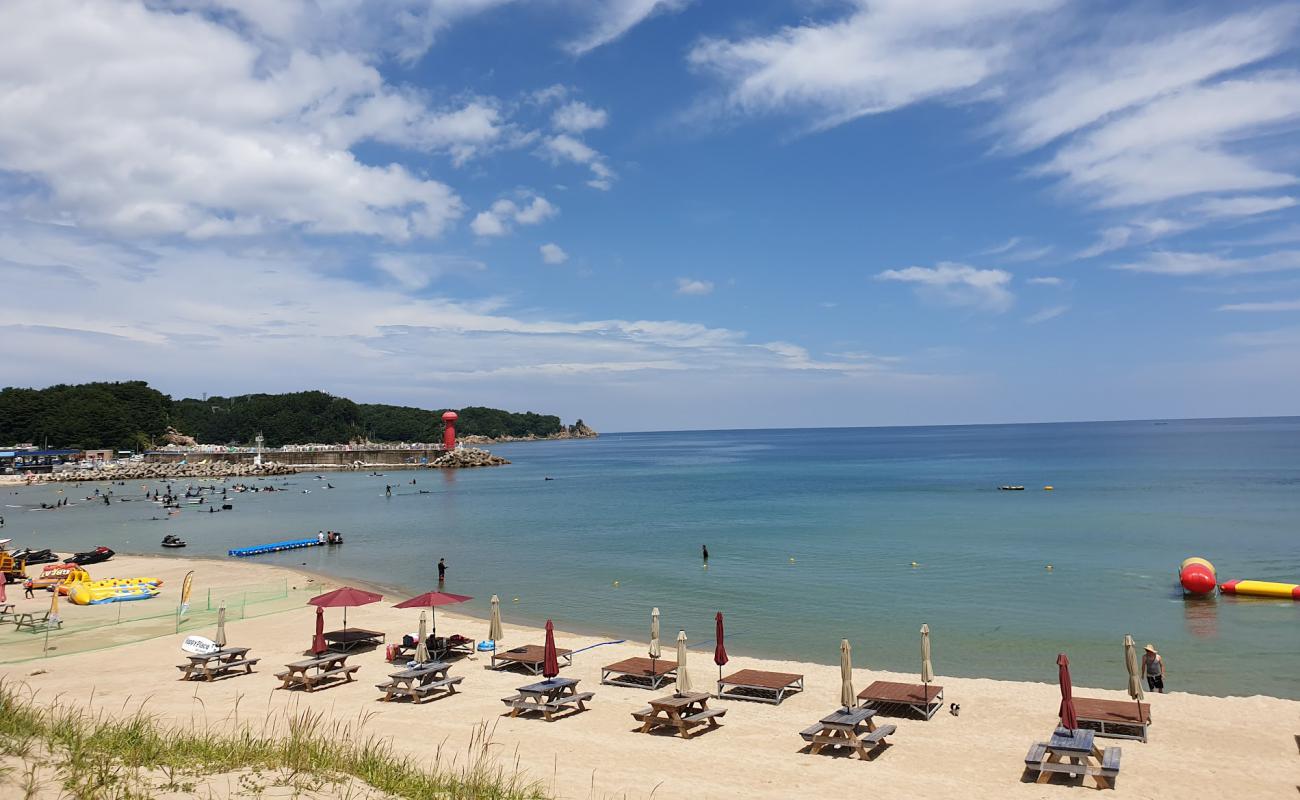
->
(1220, 579, 1300, 600)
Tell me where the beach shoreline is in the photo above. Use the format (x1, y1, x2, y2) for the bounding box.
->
(2, 553, 1297, 799)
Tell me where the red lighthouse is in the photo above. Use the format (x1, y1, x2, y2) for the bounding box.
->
(442, 411, 458, 451)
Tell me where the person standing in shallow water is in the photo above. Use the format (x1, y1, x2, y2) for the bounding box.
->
(437, 558, 447, 583)
(702, 544, 709, 562)
(1143, 644, 1165, 693)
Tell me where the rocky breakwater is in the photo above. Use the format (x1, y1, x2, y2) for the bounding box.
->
(40, 461, 298, 482)
(428, 447, 510, 468)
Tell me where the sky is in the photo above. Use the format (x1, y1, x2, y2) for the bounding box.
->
(2, 0, 1299, 432)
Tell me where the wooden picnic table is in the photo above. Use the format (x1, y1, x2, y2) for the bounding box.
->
(176, 647, 259, 681)
(501, 677, 593, 721)
(632, 691, 726, 738)
(1025, 728, 1122, 789)
(601, 657, 676, 690)
(375, 661, 463, 703)
(857, 680, 945, 720)
(389, 634, 475, 663)
(799, 707, 897, 760)
(717, 669, 804, 704)
(275, 653, 358, 692)
(323, 628, 385, 651)
(1074, 697, 1152, 742)
(490, 644, 573, 675)
(13, 611, 61, 632)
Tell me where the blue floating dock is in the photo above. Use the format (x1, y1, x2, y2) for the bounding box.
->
(228, 538, 321, 557)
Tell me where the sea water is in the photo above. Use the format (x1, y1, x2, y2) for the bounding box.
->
(5, 418, 1298, 698)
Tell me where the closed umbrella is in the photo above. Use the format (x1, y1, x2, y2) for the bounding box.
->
(1123, 634, 1144, 723)
(920, 623, 934, 705)
(48, 582, 59, 621)
(414, 611, 430, 663)
(1057, 652, 1078, 731)
(214, 602, 227, 648)
(713, 612, 729, 682)
(488, 595, 503, 654)
(649, 607, 660, 668)
(675, 629, 692, 696)
(542, 619, 559, 680)
(839, 638, 855, 710)
(311, 606, 328, 655)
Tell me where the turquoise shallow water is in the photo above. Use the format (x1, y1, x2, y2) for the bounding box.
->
(5, 418, 1299, 698)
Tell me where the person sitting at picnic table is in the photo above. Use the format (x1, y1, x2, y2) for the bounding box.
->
(1143, 644, 1164, 693)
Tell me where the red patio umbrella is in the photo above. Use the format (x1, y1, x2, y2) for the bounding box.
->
(542, 619, 559, 680)
(1057, 652, 1078, 731)
(310, 606, 327, 655)
(393, 590, 472, 639)
(713, 612, 728, 681)
(307, 586, 382, 634)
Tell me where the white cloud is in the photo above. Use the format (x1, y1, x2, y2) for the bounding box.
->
(0, 222, 928, 410)
(173, 0, 520, 64)
(1217, 299, 1300, 312)
(540, 134, 616, 189)
(373, 253, 486, 290)
(1195, 195, 1297, 218)
(552, 101, 609, 134)
(1001, 8, 1298, 151)
(1024, 305, 1068, 324)
(539, 243, 569, 264)
(688, 0, 1063, 131)
(675, 278, 714, 296)
(0, 0, 527, 241)
(565, 0, 691, 56)
(1027, 276, 1063, 286)
(875, 262, 1014, 312)
(1077, 218, 1191, 258)
(1041, 73, 1300, 208)
(470, 194, 558, 237)
(1114, 250, 1300, 276)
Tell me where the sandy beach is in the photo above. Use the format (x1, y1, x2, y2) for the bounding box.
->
(1, 554, 1296, 799)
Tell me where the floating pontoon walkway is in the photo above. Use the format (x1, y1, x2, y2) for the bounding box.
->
(228, 538, 321, 557)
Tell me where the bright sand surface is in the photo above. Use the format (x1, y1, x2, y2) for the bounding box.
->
(1, 554, 1296, 799)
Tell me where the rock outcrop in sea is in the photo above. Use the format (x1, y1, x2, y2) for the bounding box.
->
(428, 447, 510, 468)
(458, 419, 598, 445)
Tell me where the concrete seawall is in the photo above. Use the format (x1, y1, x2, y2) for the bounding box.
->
(144, 448, 445, 467)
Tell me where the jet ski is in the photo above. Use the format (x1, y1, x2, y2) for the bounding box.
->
(10, 547, 59, 565)
(66, 546, 115, 565)
(161, 535, 187, 549)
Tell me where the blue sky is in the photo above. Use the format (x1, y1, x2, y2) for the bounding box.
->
(2, 0, 1299, 431)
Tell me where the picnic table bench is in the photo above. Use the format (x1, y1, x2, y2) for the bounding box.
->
(1074, 697, 1151, 742)
(324, 628, 385, 652)
(13, 611, 61, 632)
(717, 669, 804, 704)
(389, 634, 475, 663)
(602, 657, 676, 690)
(490, 644, 573, 675)
(275, 653, 359, 692)
(800, 707, 896, 760)
(176, 647, 259, 681)
(857, 680, 944, 720)
(0, 603, 15, 623)
(1024, 728, 1122, 789)
(501, 677, 592, 721)
(632, 691, 725, 738)
(375, 661, 463, 703)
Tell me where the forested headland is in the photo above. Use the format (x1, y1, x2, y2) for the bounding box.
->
(0, 381, 578, 450)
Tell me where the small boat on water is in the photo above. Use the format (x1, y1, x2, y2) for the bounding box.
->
(998, 485, 1025, 491)
(161, 535, 187, 549)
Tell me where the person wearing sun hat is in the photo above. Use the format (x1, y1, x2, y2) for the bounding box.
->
(1142, 643, 1165, 693)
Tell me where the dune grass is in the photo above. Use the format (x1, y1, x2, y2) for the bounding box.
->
(0, 680, 548, 799)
